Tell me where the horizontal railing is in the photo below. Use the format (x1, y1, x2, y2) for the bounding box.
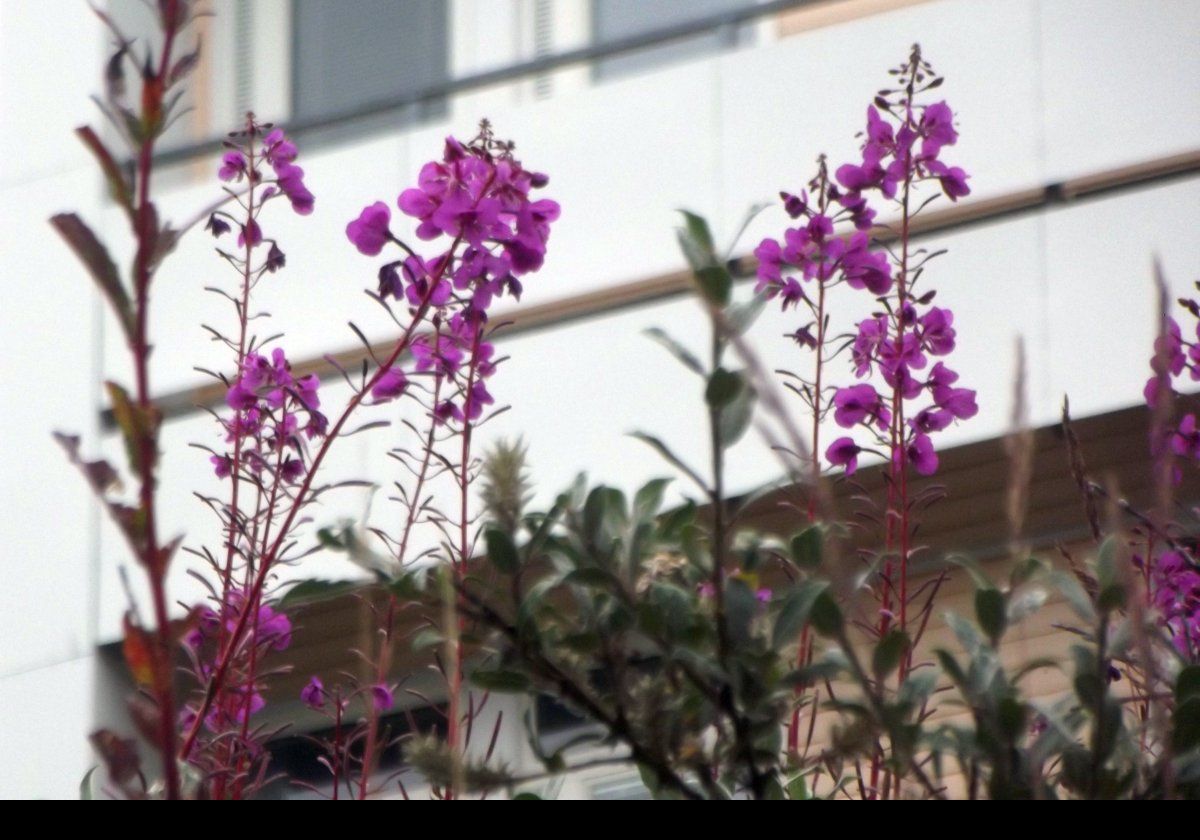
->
(154, 0, 824, 167)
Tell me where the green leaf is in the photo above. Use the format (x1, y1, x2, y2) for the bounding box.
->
(1006, 587, 1048, 624)
(50, 212, 135, 343)
(706, 368, 743, 408)
(772, 580, 830, 647)
(1049, 570, 1097, 623)
(975, 588, 1007, 645)
(997, 697, 1028, 743)
(1009, 556, 1045, 589)
(470, 669, 531, 693)
(726, 295, 768, 337)
(280, 579, 360, 607)
(564, 566, 619, 588)
(628, 432, 707, 490)
(872, 629, 910, 679)
(695, 264, 733, 307)
(75, 127, 134, 222)
(934, 649, 967, 689)
(1175, 697, 1200, 754)
(106, 381, 160, 476)
(511, 792, 542, 800)
(725, 578, 757, 647)
(80, 766, 98, 800)
(718, 383, 756, 447)
(789, 526, 822, 570)
(944, 611, 982, 654)
(316, 527, 348, 550)
(1098, 582, 1127, 612)
(633, 477, 671, 522)
(411, 626, 444, 652)
(678, 210, 716, 262)
(644, 328, 705, 376)
(1177, 666, 1200, 703)
(786, 773, 810, 800)
(1096, 536, 1118, 590)
(947, 554, 993, 590)
(809, 591, 843, 638)
(485, 528, 520, 574)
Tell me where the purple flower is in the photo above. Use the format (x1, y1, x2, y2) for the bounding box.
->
(231, 689, 266, 724)
(933, 385, 978, 420)
(754, 238, 783, 285)
(294, 373, 321, 411)
(371, 684, 394, 712)
(905, 432, 939, 476)
(210, 453, 233, 479)
(781, 191, 806, 218)
(833, 384, 889, 429)
(263, 128, 298, 167)
(265, 242, 286, 273)
(919, 307, 956, 355)
(926, 160, 970, 201)
(225, 381, 258, 411)
(301, 676, 325, 709)
(463, 380, 495, 421)
(280, 458, 304, 484)
(371, 367, 409, 402)
(927, 362, 959, 390)
(852, 316, 888, 376)
(346, 201, 393, 256)
(206, 213, 231, 238)
(826, 437, 863, 474)
(218, 150, 247, 182)
(1151, 550, 1200, 657)
(238, 219, 262, 249)
(919, 101, 959, 158)
(434, 399, 465, 425)
(274, 161, 314, 215)
(1172, 414, 1200, 459)
(257, 604, 292, 651)
(842, 233, 892, 294)
(911, 407, 954, 434)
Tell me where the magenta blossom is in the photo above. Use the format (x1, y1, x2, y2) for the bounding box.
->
(371, 367, 409, 403)
(346, 202, 393, 256)
(371, 684, 394, 712)
(826, 437, 863, 475)
(833, 384, 890, 429)
(301, 676, 325, 709)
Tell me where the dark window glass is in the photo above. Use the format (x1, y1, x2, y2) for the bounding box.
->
(291, 0, 449, 126)
(592, 0, 759, 81)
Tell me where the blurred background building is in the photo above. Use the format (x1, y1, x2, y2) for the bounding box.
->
(0, 0, 1197, 798)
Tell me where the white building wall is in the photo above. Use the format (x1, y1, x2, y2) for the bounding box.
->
(1, 0, 1198, 798)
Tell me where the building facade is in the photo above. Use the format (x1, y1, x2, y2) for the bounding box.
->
(1, 0, 1198, 798)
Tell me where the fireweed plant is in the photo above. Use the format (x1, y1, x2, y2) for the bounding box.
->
(451, 48, 1200, 800)
(51, 5, 1200, 799)
(54, 2, 558, 800)
(753, 46, 978, 792)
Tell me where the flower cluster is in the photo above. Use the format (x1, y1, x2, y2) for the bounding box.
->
(211, 347, 327, 482)
(1145, 306, 1200, 457)
(181, 590, 293, 731)
(819, 54, 976, 478)
(217, 126, 314, 217)
(1148, 550, 1200, 658)
(835, 100, 969, 204)
(754, 161, 893, 311)
(1141, 285, 1200, 659)
(345, 123, 559, 425)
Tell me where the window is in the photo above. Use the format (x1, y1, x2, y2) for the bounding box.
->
(591, 0, 760, 81)
(291, 0, 449, 127)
